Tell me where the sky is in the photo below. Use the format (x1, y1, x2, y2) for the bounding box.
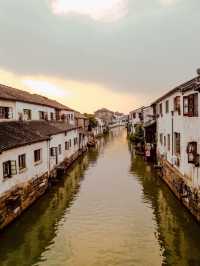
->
(0, 0, 199, 113)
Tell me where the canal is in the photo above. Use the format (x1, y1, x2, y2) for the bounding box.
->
(0, 127, 200, 266)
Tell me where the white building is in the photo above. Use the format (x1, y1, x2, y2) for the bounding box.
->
(92, 117, 105, 136)
(128, 107, 144, 134)
(0, 84, 88, 229)
(153, 74, 200, 189)
(0, 84, 75, 125)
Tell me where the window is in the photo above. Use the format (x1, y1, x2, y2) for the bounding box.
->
(164, 136, 166, 147)
(132, 113, 136, 119)
(0, 107, 12, 119)
(167, 134, 170, 151)
(160, 133, 163, 145)
(23, 109, 32, 120)
(3, 160, 17, 178)
(69, 139, 71, 147)
(159, 103, 163, 117)
(50, 147, 57, 157)
(165, 100, 169, 113)
(183, 96, 189, 116)
(174, 133, 181, 155)
(183, 93, 198, 117)
(174, 96, 181, 115)
(187, 142, 198, 164)
(39, 111, 48, 120)
(50, 112, 55, 120)
(34, 149, 41, 162)
(65, 141, 69, 150)
(58, 144, 62, 155)
(74, 137, 78, 146)
(138, 112, 143, 121)
(18, 154, 26, 170)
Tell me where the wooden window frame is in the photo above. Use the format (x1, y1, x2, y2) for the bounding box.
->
(3, 160, 17, 178)
(187, 142, 197, 164)
(174, 132, 181, 156)
(34, 149, 41, 163)
(0, 106, 11, 119)
(18, 154, 26, 170)
(159, 103, 163, 117)
(167, 134, 170, 151)
(58, 144, 62, 155)
(174, 96, 181, 115)
(160, 133, 163, 146)
(65, 141, 69, 150)
(183, 93, 198, 117)
(23, 109, 32, 120)
(165, 100, 169, 113)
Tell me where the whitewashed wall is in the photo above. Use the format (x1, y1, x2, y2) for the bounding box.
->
(16, 102, 55, 121)
(129, 108, 143, 133)
(143, 106, 154, 124)
(49, 129, 80, 171)
(60, 110, 75, 125)
(0, 141, 48, 194)
(157, 90, 200, 188)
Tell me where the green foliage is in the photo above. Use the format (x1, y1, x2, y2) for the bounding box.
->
(129, 125, 144, 145)
(84, 113, 98, 130)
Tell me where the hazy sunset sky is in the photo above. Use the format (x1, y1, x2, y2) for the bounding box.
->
(0, 0, 199, 113)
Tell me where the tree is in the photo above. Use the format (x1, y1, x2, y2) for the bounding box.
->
(84, 113, 98, 131)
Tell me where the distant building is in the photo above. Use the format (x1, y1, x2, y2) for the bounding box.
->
(128, 107, 144, 134)
(94, 108, 114, 125)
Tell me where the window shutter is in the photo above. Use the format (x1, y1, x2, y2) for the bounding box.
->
(9, 107, 13, 119)
(188, 94, 194, 117)
(187, 142, 197, 164)
(194, 94, 198, 117)
(183, 96, 189, 116)
(11, 160, 17, 175)
(174, 97, 177, 111)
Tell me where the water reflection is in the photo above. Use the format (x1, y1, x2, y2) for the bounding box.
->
(0, 128, 200, 266)
(0, 153, 98, 266)
(129, 147, 200, 266)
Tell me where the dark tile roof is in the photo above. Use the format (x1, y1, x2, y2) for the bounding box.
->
(0, 121, 79, 153)
(0, 122, 49, 153)
(0, 84, 73, 111)
(151, 75, 200, 105)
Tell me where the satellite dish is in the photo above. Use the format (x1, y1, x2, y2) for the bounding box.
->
(197, 69, 200, 76)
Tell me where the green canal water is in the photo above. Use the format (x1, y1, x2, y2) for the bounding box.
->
(0, 128, 200, 266)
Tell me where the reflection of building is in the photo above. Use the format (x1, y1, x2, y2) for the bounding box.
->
(129, 151, 200, 266)
(0, 153, 92, 266)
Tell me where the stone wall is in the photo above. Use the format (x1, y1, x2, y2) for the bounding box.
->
(160, 159, 200, 222)
(0, 172, 48, 230)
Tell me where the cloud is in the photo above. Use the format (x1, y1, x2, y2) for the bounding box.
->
(23, 79, 71, 98)
(0, 0, 199, 103)
(51, 0, 128, 22)
(159, 0, 180, 7)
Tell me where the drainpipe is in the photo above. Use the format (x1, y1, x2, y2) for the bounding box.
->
(171, 111, 174, 164)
